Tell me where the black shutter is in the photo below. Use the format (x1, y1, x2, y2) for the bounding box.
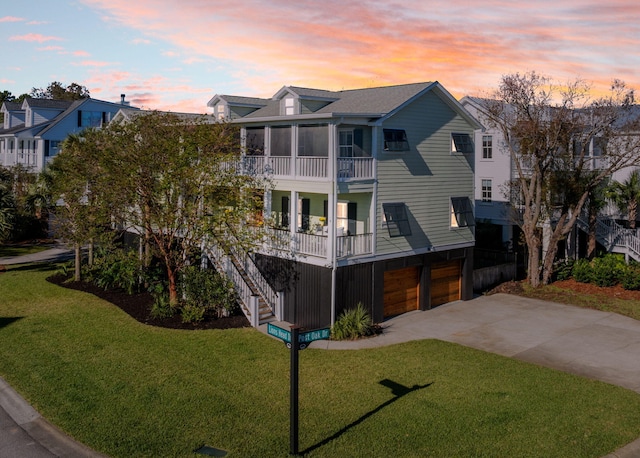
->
(282, 196, 290, 228)
(347, 202, 357, 235)
(77, 111, 82, 127)
(44, 140, 50, 157)
(301, 198, 310, 231)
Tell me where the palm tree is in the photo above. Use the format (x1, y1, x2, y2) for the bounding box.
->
(606, 170, 640, 229)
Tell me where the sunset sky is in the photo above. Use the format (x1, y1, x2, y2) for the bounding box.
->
(2, 0, 639, 113)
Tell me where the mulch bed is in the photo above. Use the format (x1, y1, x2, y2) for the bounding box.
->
(488, 278, 640, 301)
(46, 274, 250, 330)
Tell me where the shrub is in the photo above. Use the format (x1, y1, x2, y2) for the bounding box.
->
(180, 303, 205, 323)
(331, 303, 375, 340)
(178, 266, 238, 322)
(85, 248, 142, 294)
(621, 265, 640, 290)
(150, 291, 174, 319)
(571, 259, 592, 283)
(590, 254, 625, 287)
(554, 259, 574, 281)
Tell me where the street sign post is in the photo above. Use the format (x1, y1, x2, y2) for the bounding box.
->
(267, 323, 330, 455)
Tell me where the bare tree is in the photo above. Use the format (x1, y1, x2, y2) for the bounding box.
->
(480, 72, 640, 286)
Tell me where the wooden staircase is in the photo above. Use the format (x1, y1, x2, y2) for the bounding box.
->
(202, 238, 280, 327)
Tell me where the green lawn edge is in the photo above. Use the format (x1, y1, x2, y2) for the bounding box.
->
(1, 265, 640, 457)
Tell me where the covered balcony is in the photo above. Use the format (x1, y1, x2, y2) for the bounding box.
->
(240, 124, 374, 181)
(263, 191, 374, 260)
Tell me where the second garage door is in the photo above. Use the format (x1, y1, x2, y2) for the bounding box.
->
(430, 260, 461, 307)
(383, 266, 420, 318)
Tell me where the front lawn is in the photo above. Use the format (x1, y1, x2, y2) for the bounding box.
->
(1, 264, 640, 457)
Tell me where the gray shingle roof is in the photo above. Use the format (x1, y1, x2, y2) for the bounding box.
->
(242, 82, 434, 119)
(22, 98, 75, 110)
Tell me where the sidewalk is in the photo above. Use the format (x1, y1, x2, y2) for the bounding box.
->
(0, 244, 73, 266)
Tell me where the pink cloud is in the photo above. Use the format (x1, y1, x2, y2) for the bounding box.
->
(9, 33, 63, 43)
(0, 16, 23, 23)
(78, 0, 640, 104)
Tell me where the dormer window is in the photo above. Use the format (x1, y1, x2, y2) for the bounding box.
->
(216, 104, 226, 120)
(284, 97, 296, 115)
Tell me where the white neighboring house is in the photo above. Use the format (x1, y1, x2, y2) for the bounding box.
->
(460, 96, 515, 247)
(0, 95, 136, 172)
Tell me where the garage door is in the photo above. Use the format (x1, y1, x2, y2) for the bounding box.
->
(383, 266, 420, 317)
(430, 260, 461, 307)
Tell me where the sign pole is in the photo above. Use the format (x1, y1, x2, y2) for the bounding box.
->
(290, 325, 300, 456)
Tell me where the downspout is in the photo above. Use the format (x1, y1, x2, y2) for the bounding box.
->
(330, 118, 342, 326)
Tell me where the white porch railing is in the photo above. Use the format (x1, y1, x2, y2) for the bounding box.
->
(577, 215, 640, 262)
(337, 157, 374, 180)
(296, 157, 328, 178)
(336, 233, 373, 258)
(263, 228, 373, 259)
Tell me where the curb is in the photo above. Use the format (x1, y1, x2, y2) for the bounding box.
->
(0, 376, 107, 457)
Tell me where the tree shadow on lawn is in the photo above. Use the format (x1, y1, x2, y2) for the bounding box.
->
(301, 379, 433, 455)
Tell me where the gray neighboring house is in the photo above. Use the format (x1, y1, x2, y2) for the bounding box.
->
(0, 95, 136, 172)
(207, 82, 482, 328)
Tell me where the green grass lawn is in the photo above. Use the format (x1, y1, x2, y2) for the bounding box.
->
(1, 264, 640, 457)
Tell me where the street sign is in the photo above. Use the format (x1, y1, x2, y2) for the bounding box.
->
(267, 325, 332, 456)
(268, 324, 331, 347)
(299, 328, 330, 343)
(267, 323, 291, 343)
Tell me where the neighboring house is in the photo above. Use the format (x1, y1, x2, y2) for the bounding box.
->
(0, 95, 136, 172)
(207, 82, 482, 329)
(460, 96, 515, 247)
(462, 96, 640, 263)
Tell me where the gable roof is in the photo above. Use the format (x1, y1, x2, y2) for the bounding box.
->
(227, 81, 482, 129)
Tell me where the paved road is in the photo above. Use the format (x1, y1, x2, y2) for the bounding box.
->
(2, 248, 640, 457)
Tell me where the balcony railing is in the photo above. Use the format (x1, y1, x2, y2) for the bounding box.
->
(229, 155, 374, 180)
(336, 233, 373, 258)
(337, 157, 374, 180)
(262, 228, 373, 259)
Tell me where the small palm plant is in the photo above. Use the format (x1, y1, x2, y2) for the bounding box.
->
(331, 302, 377, 340)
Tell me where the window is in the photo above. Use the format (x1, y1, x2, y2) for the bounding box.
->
(383, 129, 409, 151)
(298, 125, 328, 157)
(245, 127, 265, 156)
(450, 197, 475, 228)
(216, 104, 226, 120)
(336, 201, 357, 236)
(339, 130, 353, 158)
(481, 179, 492, 202)
(451, 133, 473, 154)
(78, 110, 105, 128)
(270, 126, 291, 156)
(284, 97, 295, 115)
(482, 135, 492, 159)
(382, 203, 411, 237)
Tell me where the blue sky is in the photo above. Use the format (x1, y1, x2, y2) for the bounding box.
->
(2, 0, 640, 113)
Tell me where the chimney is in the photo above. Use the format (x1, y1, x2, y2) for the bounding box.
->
(120, 94, 125, 104)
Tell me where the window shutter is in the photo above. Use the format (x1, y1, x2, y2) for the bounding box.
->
(301, 198, 310, 231)
(282, 196, 290, 228)
(77, 111, 82, 127)
(44, 140, 50, 157)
